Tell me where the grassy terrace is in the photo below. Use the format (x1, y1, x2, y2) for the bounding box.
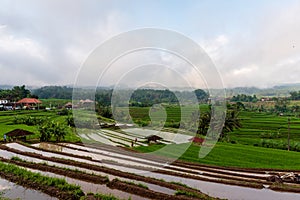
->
(229, 111, 300, 145)
(136, 142, 300, 170)
(0, 109, 81, 143)
(1, 104, 300, 170)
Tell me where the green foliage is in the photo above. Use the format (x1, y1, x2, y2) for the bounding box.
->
(11, 156, 23, 162)
(66, 115, 75, 127)
(274, 98, 290, 113)
(38, 121, 67, 142)
(258, 139, 300, 152)
(57, 108, 70, 116)
(0, 161, 84, 198)
(194, 89, 209, 103)
(231, 94, 258, 102)
(0, 85, 32, 101)
(175, 190, 200, 198)
(170, 181, 188, 188)
(196, 108, 241, 138)
(136, 142, 300, 170)
(96, 105, 112, 119)
(33, 86, 72, 99)
(130, 89, 178, 107)
(260, 131, 281, 139)
(13, 116, 46, 126)
(290, 91, 300, 100)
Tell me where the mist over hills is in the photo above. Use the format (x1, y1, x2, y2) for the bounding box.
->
(2, 83, 300, 98)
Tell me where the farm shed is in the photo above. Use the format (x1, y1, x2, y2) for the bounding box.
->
(5, 129, 35, 141)
(145, 135, 163, 143)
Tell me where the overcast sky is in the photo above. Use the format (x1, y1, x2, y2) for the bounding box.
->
(0, 0, 300, 88)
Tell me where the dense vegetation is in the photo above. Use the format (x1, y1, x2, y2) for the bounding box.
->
(290, 91, 300, 100)
(0, 85, 36, 101)
(231, 94, 258, 102)
(0, 110, 80, 143)
(32, 86, 209, 107)
(33, 86, 73, 99)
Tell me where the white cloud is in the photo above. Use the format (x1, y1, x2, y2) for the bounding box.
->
(201, 34, 229, 59)
(206, 2, 300, 88)
(233, 65, 258, 76)
(0, 1, 300, 89)
(0, 27, 47, 61)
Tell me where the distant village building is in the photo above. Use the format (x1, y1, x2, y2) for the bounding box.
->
(80, 99, 94, 104)
(0, 100, 9, 104)
(64, 102, 73, 109)
(0, 99, 13, 110)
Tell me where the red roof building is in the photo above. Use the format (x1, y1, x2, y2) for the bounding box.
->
(17, 98, 42, 109)
(189, 137, 204, 144)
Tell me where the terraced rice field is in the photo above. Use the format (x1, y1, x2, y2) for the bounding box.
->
(78, 128, 193, 147)
(1, 142, 300, 200)
(229, 111, 300, 145)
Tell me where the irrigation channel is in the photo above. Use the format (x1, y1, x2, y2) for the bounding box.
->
(0, 142, 300, 200)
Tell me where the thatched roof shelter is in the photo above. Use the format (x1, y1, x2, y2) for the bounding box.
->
(5, 129, 35, 137)
(145, 135, 163, 143)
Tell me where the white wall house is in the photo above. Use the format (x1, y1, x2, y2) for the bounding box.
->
(0, 100, 9, 104)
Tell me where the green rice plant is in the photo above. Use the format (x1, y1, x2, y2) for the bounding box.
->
(10, 156, 23, 162)
(0, 161, 84, 198)
(175, 190, 200, 198)
(170, 181, 188, 188)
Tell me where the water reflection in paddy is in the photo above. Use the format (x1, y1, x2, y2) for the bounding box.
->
(0, 178, 57, 200)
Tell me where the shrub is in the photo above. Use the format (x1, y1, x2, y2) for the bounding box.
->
(13, 116, 46, 126)
(38, 121, 67, 142)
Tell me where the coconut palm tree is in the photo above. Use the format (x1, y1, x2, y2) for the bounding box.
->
(197, 108, 241, 139)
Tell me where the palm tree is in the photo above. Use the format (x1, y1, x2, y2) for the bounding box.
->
(197, 108, 241, 139)
(221, 109, 242, 139)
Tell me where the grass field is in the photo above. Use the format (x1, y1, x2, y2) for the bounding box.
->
(229, 111, 300, 146)
(0, 109, 80, 142)
(136, 142, 300, 170)
(1, 102, 300, 170)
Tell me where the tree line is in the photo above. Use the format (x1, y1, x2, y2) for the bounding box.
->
(0, 85, 37, 101)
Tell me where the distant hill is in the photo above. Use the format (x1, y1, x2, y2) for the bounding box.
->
(0, 85, 13, 90)
(223, 84, 300, 97)
(4, 83, 300, 99)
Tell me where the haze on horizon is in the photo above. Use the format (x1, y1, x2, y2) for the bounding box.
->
(0, 0, 299, 89)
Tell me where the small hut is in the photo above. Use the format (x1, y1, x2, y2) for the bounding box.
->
(64, 102, 73, 109)
(145, 135, 163, 143)
(5, 129, 35, 142)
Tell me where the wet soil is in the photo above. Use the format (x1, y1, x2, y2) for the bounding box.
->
(0, 144, 219, 200)
(2, 142, 300, 196)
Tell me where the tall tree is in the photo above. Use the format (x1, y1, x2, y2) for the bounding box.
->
(197, 108, 241, 139)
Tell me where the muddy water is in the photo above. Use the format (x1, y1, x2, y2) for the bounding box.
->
(0, 178, 57, 200)
(5, 143, 300, 200)
(0, 149, 175, 197)
(145, 172, 300, 200)
(26, 169, 148, 200)
(61, 143, 267, 180)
